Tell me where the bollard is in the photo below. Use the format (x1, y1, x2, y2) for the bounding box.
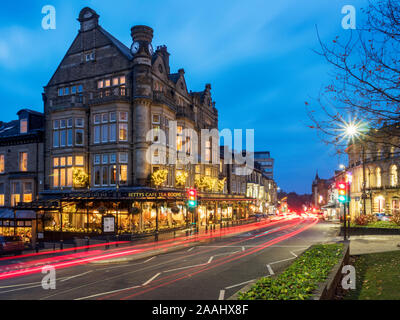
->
(205, 225, 208, 233)
(35, 242, 39, 253)
(116, 235, 119, 247)
(85, 237, 90, 251)
(60, 240, 64, 250)
(106, 236, 110, 250)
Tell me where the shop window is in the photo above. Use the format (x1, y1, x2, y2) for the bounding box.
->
(19, 152, 28, 172)
(97, 80, 103, 89)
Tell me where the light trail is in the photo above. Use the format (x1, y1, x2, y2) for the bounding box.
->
(0, 216, 305, 282)
(117, 218, 318, 300)
(97, 218, 311, 300)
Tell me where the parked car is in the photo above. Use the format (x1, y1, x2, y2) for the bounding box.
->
(0, 236, 24, 255)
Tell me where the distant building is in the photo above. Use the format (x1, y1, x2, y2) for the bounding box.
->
(0, 109, 44, 239)
(254, 151, 274, 179)
(311, 171, 332, 210)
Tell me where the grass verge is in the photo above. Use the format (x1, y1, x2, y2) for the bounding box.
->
(344, 250, 400, 300)
(238, 243, 344, 300)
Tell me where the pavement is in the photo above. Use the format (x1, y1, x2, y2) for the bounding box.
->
(0, 216, 342, 300)
(346, 235, 400, 255)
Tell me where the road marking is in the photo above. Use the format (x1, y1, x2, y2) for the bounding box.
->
(269, 256, 296, 265)
(142, 272, 161, 286)
(225, 279, 255, 290)
(187, 247, 195, 252)
(218, 289, 225, 300)
(242, 246, 245, 251)
(266, 264, 274, 275)
(75, 285, 141, 300)
(290, 251, 298, 258)
(60, 271, 93, 282)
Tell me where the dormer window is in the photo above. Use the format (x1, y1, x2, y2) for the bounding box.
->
(85, 51, 95, 62)
(20, 119, 28, 134)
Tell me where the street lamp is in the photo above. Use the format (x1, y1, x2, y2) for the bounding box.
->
(338, 119, 369, 221)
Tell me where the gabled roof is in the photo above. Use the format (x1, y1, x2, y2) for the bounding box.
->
(98, 26, 133, 60)
(168, 73, 180, 84)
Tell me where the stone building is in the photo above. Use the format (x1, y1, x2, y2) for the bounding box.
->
(10, 7, 274, 240)
(346, 129, 400, 218)
(311, 171, 331, 210)
(0, 109, 44, 239)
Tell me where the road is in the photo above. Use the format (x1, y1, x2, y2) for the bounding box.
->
(0, 216, 339, 300)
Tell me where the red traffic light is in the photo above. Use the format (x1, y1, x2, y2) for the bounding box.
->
(187, 189, 197, 197)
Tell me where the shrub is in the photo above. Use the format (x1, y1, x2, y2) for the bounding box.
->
(366, 213, 378, 223)
(390, 211, 400, 226)
(238, 243, 344, 300)
(355, 215, 368, 225)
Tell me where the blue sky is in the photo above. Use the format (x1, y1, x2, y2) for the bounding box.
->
(0, 0, 368, 194)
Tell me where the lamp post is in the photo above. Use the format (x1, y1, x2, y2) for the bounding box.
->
(342, 120, 368, 220)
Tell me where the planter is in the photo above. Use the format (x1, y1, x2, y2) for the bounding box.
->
(341, 226, 400, 235)
(312, 242, 350, 300)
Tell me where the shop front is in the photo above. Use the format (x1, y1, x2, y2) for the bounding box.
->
(0, 208, 36, 244)
(14, 188, 257, 240)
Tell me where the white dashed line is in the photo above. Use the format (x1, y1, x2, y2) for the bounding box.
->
(266, 264, 274, 275)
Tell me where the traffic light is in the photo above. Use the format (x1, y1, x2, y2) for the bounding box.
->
(337, 181, 348, 203)
(187, 188, 197, 208)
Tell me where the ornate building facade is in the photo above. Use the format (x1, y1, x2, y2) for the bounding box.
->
(2, 7, 278, 242)
(347, 134, 400, 218)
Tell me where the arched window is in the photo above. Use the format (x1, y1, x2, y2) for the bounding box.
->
(365, 168, 370, 188)
(390, 165, 398, 186)
(376, 167, 382, 187)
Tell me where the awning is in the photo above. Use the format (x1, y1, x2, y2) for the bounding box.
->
(0, 209, 36, 219)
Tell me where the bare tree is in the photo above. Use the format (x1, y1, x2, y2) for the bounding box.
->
(308, 0, 400, 158)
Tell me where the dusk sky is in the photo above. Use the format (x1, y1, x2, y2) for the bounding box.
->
(0, 0, 368, 194)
